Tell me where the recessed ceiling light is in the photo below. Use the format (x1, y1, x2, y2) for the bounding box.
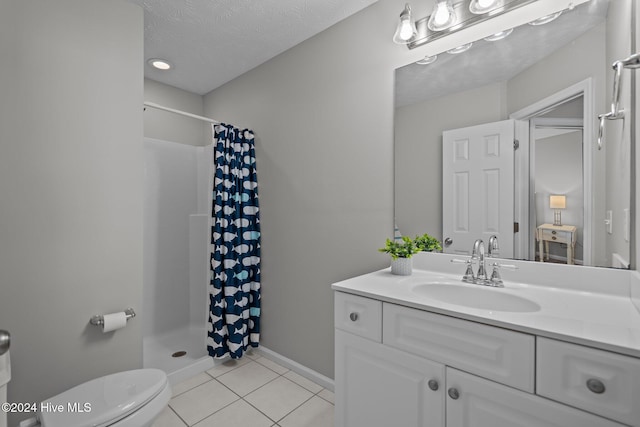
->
(148, 58, 172, 70)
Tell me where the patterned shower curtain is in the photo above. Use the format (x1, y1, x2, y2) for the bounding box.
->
(207, 123, 261, 359)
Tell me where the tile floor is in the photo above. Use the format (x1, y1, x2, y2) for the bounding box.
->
(152, 351, 334, 427)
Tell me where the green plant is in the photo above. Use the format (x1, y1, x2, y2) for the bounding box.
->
(414, 233, 442, 252)
(378, 236, 420, 260)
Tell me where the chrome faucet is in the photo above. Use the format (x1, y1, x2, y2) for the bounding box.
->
(451, 236, 515, 287)
(488, 235, 499, 258)
(472, 239, 487, 283)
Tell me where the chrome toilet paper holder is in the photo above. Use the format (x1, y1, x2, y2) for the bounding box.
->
(90, 308, 136, 326)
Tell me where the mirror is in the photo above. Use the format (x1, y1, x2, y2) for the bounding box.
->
(394, 0, 633, 268)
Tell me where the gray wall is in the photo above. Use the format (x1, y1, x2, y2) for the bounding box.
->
(202, 1, 406, 379)
(144, 79, 209, 146)
(0, 1, 143, 424)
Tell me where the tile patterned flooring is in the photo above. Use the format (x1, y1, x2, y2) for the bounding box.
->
(152, 351, 334, 427)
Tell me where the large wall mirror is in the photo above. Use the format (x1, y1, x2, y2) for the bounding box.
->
(394, 0, 634, 269)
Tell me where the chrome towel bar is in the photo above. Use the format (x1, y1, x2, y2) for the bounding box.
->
(598, 52, 640, 150)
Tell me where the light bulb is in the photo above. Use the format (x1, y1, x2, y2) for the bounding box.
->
(399, 18, 414, 40)
(393, 4, 417, 44)
(528, 11, 562, 26)
(446, 43, 472, 54)
(416, 55, 438, 65)
(483, 28, 513, 41)
(433, 4, 450, 25)
(427, 1, 456, 31)
(469, 0, 502, 14)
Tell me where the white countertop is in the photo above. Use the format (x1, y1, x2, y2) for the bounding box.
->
(332, 253, 640, 357)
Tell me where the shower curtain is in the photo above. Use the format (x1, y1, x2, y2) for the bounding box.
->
(207, 123, 261, 359)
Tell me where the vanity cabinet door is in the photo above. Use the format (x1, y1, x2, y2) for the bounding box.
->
(335, 329, 445, 427)
(445, 368, 625, 427)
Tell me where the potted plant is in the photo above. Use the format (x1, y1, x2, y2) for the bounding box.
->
(413, 233, 442, 253)
(378, 236, 420, 275)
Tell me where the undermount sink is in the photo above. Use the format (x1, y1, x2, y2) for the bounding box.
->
(412, 283, 541, 313)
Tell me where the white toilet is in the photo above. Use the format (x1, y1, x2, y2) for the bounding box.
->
(17, 368, 171, 427)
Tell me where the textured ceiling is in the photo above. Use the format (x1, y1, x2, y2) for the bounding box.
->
(395, 0, 609, 108)
(129, 0, 378, 95)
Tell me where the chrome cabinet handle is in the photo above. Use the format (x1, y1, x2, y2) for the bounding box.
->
(0, 330, 10, 356)
(586, 378, 606, 394)
(428, 379, 439, 391)
(447, 388, 459, 400)
(349, 312, 359, 322)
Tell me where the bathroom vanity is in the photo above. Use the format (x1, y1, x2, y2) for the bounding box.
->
(332, 253, 640, 427)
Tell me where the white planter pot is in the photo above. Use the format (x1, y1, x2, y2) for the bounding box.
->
(391, 257, 412, 276)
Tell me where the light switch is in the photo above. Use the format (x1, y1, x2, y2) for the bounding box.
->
(605, 210, 613, 234)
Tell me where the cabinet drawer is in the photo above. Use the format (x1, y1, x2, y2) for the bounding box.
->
(540, 229, 570, 243)
(334, 292, 382, 342)
(537, 337, 640, 426)
(383, 303, 534, 392)
(446, 368, 625, 427)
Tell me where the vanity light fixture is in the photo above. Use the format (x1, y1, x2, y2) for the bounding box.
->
(427, 0, 456, 31)
(483, 28, 513, 41)
(393, 3, 418, 44)
(398, 0, 540, 50)
(416, 55, 438, 65)
(447, 43, 473, 54)
(469, 0, 503, 15)
(528, 11, 562, 26)
(148, 58, 172, 70)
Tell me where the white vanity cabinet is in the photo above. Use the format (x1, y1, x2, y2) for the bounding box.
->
(334, 291, 631, 427)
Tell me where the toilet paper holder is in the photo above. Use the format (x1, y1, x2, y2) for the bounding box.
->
(90, 308, 136, 326)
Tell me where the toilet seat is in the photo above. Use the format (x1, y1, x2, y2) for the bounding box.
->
(38, 369, 167, 427)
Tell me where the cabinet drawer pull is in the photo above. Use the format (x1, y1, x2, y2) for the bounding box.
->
(448, 388, 460, 400)
(428, 379, 439, 391)
(551, 230, 557, 234)
(349, 312, 359, 322)
(551, 236, 557, 240)
(586, 378, 606, 394)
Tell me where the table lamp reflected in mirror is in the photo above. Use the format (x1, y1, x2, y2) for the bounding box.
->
(550, 195, 566, 226)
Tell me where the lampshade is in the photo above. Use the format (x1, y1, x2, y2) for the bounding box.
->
(549, 195, 566, 209)
(393, 3, 417, 44)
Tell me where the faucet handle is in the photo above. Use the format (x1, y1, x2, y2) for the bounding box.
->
(488, 262, 518, 287)
(451, 258, 475, 283)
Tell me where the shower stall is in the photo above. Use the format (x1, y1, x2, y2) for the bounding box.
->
(142, 137, 214, 384)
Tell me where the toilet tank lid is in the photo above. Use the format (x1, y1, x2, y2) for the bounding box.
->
(39, 368, 167, 427)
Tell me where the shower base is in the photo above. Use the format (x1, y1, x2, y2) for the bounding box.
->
(143, 326, 214, 385)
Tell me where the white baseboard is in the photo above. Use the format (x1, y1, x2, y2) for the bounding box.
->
(257, 346, 334, 392)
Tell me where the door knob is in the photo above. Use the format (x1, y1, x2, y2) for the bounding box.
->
(0, 330, 10, 356)
(444, 237, 453, 246)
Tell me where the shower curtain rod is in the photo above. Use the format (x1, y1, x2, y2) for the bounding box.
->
(143, 101, 220, 125)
